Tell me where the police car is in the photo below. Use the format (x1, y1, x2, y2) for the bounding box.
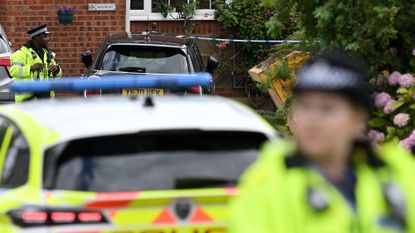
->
(0, 74, 277, 233)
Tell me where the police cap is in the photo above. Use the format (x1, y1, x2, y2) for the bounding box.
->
(27, 24, 50, 38)
(294, 51, 371, 112)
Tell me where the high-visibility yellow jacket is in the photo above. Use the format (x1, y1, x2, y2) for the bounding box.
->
(10, 41, 62, 102)
(230, 141, 415, 233)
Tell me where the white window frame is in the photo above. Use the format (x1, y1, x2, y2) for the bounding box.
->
(129, 0, 215, 21)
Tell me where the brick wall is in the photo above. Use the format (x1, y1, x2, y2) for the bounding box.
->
(0, 1, 6, 29)
(1, 0, 126, 76)
(0, 0, 222, 76)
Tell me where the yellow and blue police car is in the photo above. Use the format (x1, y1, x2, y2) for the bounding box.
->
(0, 74, 277, 233)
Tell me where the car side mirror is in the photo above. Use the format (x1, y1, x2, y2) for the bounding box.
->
(205, 56, 219, 73)
(81, 50, 93, 70)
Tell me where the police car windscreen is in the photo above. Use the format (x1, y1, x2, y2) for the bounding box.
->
(43, 130, 268, 192)
(100, 45, 189, 74)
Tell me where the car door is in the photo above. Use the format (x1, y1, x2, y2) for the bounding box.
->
(0, 117, 44, 233)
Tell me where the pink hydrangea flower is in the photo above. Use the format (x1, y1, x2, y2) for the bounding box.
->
(393, 113, 410, 127)
(401, 138, 413, 150)
(398, 73, 414, 88)
(400, 130, 415, 151)
(367, 130, 385, 143)
(387, 71, 401, 86)
(412, 49, 415, 57)
(384, 100, 396, 114)
(374, 92, 391, 108)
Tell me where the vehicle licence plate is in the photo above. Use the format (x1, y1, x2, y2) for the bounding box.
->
(122, 89, 164, 96)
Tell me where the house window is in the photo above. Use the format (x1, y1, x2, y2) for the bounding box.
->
(130, 0, 215, 21)
(131, 0, 144, 9)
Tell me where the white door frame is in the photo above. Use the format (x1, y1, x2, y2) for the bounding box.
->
(125, 0, 131, 32)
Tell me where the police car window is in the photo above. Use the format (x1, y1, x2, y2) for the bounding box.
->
(43, 131, 268, 192)
(0, 118, 11, 179)
(0, 119, 11, 167)
(0, 122, 30, 188)
(100, 45, 189, 74)
(0, 118, 8, 141)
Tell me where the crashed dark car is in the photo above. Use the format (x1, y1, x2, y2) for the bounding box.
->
(81, 32, 218, 97)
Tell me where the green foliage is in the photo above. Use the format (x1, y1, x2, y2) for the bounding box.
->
(176, 1, 198, 20)
(267, 0, 415, 74)
(262, 96, 294, 137)
(270, 30, 320, 54)
(270, 59, 291, 81)
(263, 114, 291, 137)
(258, 57, 291, 91)
(266, 0, 415, 150)
(154, 0, 174, 18)
(155, 0, 197, 19)
(154, 0, 198, 34)
(368, 117, 386, 128)
(213, 0, 299, 69)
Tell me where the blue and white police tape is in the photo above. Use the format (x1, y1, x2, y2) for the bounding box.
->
(188, 36, 305, 43)
(10, 73, 213, 93)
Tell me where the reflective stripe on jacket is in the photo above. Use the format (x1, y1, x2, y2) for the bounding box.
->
(230, 141, 415, 233)
(10, 43, 62, 102)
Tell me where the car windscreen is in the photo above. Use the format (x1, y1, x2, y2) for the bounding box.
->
(100, 45, 189, 74)
(43, 130, 268, 192)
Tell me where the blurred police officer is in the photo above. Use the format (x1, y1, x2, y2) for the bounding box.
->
(10, 24, 62, 102)
(230, 51, 415, 233)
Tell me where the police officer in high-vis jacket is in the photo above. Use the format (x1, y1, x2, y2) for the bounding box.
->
(230, 51, 415, 233)
(10, 24, 62, 102)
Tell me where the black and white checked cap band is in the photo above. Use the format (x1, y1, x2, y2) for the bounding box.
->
(294, 60, 371, 111)
(27, 24, 50, 37)
(295, 61, 362, 91)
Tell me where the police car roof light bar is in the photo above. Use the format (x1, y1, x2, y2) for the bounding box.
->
(10, 73, 213, 93)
